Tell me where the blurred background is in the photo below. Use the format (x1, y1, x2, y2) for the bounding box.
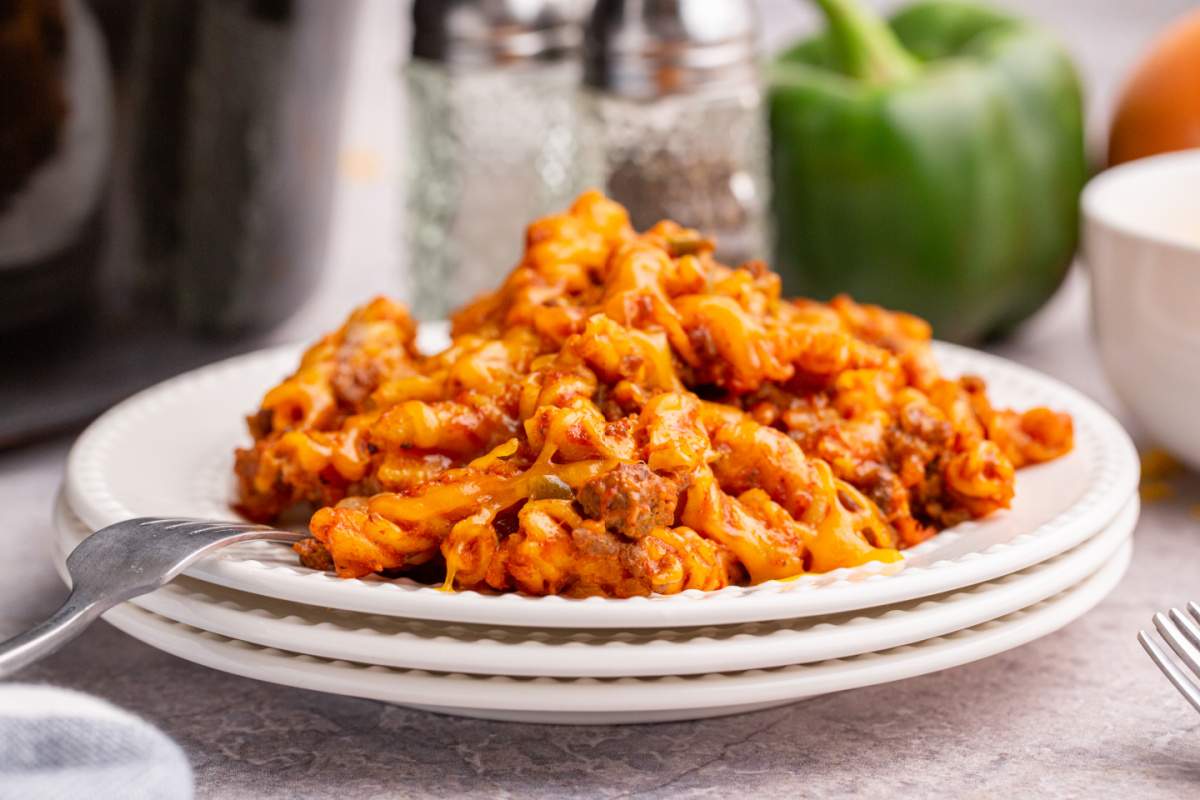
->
(1, 0, 1195, 448)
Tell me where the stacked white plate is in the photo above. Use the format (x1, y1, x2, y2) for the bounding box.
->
(53, 328, 1141, 724)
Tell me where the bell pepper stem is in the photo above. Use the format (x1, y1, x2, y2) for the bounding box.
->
(813, 0, 921, 84)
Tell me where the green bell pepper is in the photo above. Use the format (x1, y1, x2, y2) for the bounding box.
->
(769, 0, 1087, 342)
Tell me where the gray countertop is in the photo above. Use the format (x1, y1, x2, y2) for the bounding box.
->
(5, 1, 1200, 797)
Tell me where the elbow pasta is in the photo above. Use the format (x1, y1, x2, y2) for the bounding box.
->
(233, 192, 1074, 597)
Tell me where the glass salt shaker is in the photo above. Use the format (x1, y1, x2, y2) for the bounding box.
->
(406, 0, 588, 319)
(583, 0, 769, 265)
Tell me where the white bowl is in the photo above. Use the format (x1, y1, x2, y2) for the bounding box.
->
(1083, 148, 1200, 468)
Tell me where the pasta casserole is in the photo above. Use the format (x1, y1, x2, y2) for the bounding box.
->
(234, 192, 1073, 597)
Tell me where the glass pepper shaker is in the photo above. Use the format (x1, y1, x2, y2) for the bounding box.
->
(583, 0, 769, 265)
(406, 0, 588, 319)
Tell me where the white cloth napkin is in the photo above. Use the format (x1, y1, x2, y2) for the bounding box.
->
(0, 684, 192, 800)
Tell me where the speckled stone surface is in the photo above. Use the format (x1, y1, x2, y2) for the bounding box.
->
(5, 2, 1200, 796)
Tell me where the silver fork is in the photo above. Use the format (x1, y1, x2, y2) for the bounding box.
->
(0, 517, 305, 678)
(1138, 602, 1200, 713)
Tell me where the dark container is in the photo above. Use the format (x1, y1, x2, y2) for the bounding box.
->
(0, 0, 360, 445)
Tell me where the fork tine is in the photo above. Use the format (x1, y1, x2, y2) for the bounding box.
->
(1, 515, 304, 677)
(1139, 631, 1200, 714)
(1153, 613, 1200, 677)
(1188, 601, 1200, 625)
(136, 518, 262, 535)
(1168, 608, 1200, 651)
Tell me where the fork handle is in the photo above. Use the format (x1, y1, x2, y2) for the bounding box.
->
(0, 591, 106, 678)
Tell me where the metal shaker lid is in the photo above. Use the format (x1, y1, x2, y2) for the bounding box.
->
(584, 0, 760, 98)
(412, 0, 585, 67)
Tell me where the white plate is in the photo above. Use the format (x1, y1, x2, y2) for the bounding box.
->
(93, 545, 1131, 724)
(64, 325, 1139, 628)
(52, 492, 1138, 678)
